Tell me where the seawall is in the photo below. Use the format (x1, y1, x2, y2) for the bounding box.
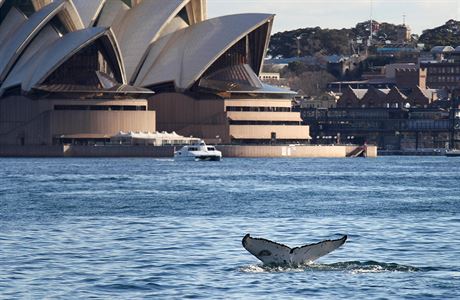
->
(0, 144, 377, 158)
(220, 145, 377, 158)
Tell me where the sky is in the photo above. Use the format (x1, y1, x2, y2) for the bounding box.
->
(207, 0, 460, 35)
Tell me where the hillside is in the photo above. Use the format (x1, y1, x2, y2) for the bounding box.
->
(268, 20, 413, 58)
(418, 20, 460, 49)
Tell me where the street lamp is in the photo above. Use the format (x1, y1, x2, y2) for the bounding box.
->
(294, 33, 309, 57)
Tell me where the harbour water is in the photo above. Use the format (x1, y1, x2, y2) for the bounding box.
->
(1, 157, 459, 299)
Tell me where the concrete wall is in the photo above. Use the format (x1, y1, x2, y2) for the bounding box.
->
(220, 145, 377, 158)
(229, 125, 310, 140)
(0, 96, 40, 136)
(227, 111, 301, 121)
(364, 145, 378, 157)
(64, 145, 173, 157)
(149, 93, 310, 143)
(0, 95, 155, 145)
(0, 145, 65, 157)
(0, 145, 173, 157)
(50, 110, 156, 137)
(220, 145, 347, 158)
(0, 144, 377, 158)
(149, 93, 230, 142)
(224, 99, 292, 108)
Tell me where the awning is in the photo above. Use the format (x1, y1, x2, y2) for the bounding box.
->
(56, 133, 111, 139)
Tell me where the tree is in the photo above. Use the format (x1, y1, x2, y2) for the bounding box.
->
(286, 70, 336, 96)
(286, 61, 308, 76)
(419, 20, 460, 49)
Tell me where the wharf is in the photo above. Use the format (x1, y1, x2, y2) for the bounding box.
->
(0, 144, 377, 158)
(378, 150, 445, 156)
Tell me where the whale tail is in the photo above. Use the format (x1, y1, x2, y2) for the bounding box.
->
(242, 234, 347, 265)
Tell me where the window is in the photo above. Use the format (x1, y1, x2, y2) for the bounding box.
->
(54, 105, 146, 111)
(226, 106, 290, 112)
(229, 120, 300, 125)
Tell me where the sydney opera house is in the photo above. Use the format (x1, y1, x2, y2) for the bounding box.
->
(0, 0, 310, 146)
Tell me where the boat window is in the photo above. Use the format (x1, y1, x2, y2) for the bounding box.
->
(189, 147, 198, 151)
(207, 147, 215, 151)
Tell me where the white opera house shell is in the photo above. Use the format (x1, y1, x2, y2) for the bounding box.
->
(0, 0, 310, 146)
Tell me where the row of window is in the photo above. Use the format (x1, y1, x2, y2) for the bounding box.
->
(327, 110, 390, 119)
(229, 121, 301, 125)
(187, 147, 216, 151)
(428, 66, 460, 74)
(226, 106, 291, 112)
(339, 103, 409, 108)
(320, 119, 451, 131)
(260, 76, 280, 80)
(54, 105, 146, 111)
(402, 120, 451, 130)
(304, 105, 336, 109)
(427, 76, 460, 83)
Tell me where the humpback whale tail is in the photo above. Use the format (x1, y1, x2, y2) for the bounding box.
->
(242, 234, 347, 265)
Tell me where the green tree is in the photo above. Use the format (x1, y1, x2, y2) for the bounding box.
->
(419, 20, 460, 49)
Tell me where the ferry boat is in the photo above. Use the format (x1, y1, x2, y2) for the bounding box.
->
(445, 149, 460, 157)
(174, 140, 222, 161)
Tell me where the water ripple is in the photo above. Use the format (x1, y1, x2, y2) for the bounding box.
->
(1, 157, 460, 299)
(239, 261, 427, 274)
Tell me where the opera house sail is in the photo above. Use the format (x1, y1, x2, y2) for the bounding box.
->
(0, 0, 309, 146)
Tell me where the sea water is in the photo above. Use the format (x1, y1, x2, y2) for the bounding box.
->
(0, 157, 459, 299)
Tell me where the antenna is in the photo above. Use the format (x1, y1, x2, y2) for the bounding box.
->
(369, 0, 373, 46)
(403, 13, 406, 25)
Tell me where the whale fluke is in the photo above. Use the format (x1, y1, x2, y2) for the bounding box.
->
(242, 234, 347, 265)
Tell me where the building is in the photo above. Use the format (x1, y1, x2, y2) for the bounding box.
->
(430, 46, 455, 61)
(259, 73, 280, 81)
(302, 106, 459, 151)
(335, 87, 367, 107)
(376, 44, 419, 60)
(110, 131, 201, 146)
(396, 24, 411, 43)
(296, 92, 338, 109)
(328, 62, 425, 93)
(306, 85, 459, 151)
(0, 0, 157, 145)
(421, 61, 460, 90)
(0, 0, 309, 146)
(418, 46, 460, 90)
(337, 86, 442, 109)
(395, 67, 426, 90)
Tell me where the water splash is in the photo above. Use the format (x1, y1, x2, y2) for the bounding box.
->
(240, 261, 422, 274)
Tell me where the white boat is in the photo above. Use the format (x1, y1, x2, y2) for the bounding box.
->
(445, 149, 460, 157)
(174, 140, 222, 161)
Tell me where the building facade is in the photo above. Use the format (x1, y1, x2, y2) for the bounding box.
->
(0, 0, 309, 146)
(302, 106, 460, 151)
(421, 62, 460, 90)
(337, 86, 442, 109)
(150, 92, 309, 145)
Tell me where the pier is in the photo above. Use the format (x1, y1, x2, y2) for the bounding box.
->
(0, 144, 377, 158)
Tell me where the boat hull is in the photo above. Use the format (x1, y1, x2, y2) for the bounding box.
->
(174, 154, 222, 161)
(445, 151, 460, 157)
(174, 140, 222, 161)
(195, 155, 221, 161)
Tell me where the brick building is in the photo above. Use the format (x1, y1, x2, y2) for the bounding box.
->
(337, 86, 441, 108)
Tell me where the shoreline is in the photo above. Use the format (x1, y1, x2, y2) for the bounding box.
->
(0, 144, 377, 158)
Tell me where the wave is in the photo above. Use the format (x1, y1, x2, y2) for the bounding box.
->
(239, 260, 430, 274)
